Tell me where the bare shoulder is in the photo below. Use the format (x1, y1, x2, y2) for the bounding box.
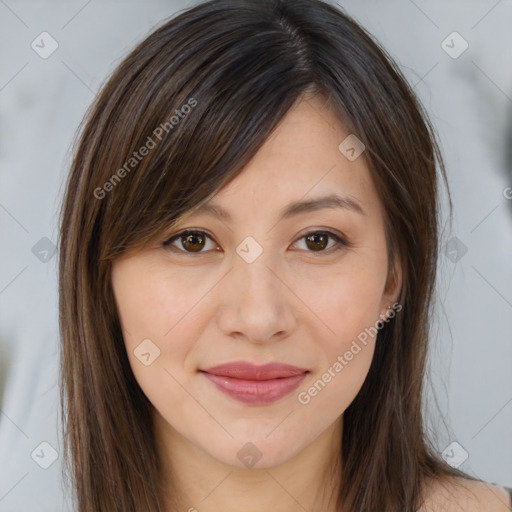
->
(420, 475, 511, 512)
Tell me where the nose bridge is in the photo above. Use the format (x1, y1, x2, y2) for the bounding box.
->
(216, 237, 295, 342)
(233, 239, 281, 307)
(233, 234, 277, 289)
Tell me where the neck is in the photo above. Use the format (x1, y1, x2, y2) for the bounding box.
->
(155, 414, 343, 512)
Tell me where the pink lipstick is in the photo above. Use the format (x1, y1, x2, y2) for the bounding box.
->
(200, 361, 308, 405)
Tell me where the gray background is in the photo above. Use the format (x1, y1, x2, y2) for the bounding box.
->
(0, 0, 511, 510)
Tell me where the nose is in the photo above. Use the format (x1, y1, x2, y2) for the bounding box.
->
(215, 249, 297, 345)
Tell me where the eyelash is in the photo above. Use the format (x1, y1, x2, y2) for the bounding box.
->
(162, 229, 351, 256)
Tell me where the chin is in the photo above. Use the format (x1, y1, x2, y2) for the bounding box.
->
(202, 429, 312, 470)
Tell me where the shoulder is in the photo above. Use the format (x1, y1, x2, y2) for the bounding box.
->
(420, 475, 512, 512)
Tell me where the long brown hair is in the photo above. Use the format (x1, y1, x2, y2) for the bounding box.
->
(58, 0, 471, 510)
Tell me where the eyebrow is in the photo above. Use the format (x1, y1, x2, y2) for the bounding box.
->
(190, 193, 367, 222)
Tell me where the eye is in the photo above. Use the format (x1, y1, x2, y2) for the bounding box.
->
(163, 229, 349, 255)
(291, 230, 348, 254)
(163, 230, 219, 254)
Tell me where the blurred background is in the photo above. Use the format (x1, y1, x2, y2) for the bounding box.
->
(0, 0, 511, 510)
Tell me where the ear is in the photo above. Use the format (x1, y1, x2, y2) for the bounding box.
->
(380, 254, 402, 314)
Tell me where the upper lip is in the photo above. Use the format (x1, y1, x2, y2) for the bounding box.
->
(201, 361, 309, 380)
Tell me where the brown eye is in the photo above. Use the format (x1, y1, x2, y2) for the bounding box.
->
(181, 232, 205, 252)
(163, 230, 216, 253)
(293, 230, 348, 255)
(305, 233, 329, 251)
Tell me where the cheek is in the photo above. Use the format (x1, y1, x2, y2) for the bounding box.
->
(112, 257, 211, 341)
(296, 276, 380, 419)
(292, 253, 387, 411)
(111, 258, 210, 385)
(111, 259, 216, 435)
(295, 254, 387, 347)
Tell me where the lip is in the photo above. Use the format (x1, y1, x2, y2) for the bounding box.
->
(200, 362, 309, 405)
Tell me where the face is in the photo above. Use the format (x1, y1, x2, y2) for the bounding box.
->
(111, 95, 401, 470)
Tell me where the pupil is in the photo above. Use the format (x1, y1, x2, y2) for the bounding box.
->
(183, 233, 204, 252)
(306, 233, 327, 251)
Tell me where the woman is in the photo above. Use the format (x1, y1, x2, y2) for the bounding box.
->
(58, 0, 512, 510)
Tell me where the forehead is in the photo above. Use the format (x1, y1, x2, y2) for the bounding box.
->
(194, 95, 383, 223)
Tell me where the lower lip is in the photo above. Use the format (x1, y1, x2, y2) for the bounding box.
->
(201, 372, 308, 404)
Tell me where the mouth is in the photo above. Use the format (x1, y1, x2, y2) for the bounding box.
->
(199, 361, 309, 405)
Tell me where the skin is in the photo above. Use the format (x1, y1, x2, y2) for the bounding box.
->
(111, 94, 404, 512)
(421, 477, 512, 512)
